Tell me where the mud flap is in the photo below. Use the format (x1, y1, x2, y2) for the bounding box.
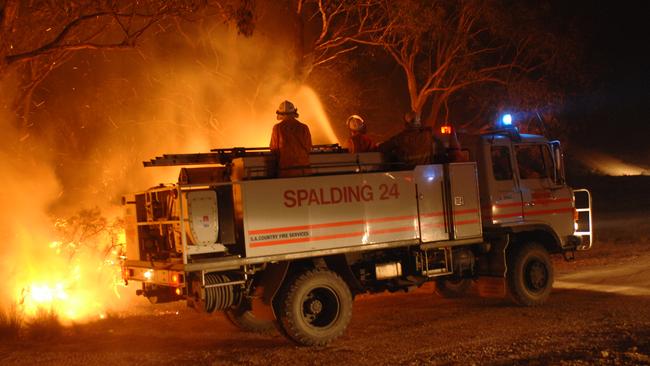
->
(250, 261, 290, 321)
(250, 286, 275, 322)
(476, 234, 509, 298)
(476, 277, 507, 297)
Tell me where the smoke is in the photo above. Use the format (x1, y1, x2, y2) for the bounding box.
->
(1, 11, 341, 320)
(33, 16, 340, 209)
(0, 117, 60, 308)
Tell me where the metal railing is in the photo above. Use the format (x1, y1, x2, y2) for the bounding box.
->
(573, 188, 593, 250)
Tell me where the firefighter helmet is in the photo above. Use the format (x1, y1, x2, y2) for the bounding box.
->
(276, 100, 299, 120)
(346, 114, 365, 132)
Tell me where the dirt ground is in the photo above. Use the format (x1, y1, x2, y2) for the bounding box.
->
(1, 178, 649, 365)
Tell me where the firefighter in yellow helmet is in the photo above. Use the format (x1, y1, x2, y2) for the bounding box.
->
(346, 114, 376, 153)
(269, 100, 313, 177)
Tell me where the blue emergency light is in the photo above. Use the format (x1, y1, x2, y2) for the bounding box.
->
(501, 113, 513, 126)
(490, 112, 521, 141)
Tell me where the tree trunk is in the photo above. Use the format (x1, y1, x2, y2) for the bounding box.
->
(424, 96, 443, 128)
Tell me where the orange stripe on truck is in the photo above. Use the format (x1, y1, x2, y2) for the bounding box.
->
(249, 226, 416, 248)
(247, 214, 419, 235)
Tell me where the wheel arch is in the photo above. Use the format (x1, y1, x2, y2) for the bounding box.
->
(508, 224, 563, 254)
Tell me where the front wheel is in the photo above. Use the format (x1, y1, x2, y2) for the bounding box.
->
(507, 243, 554, 306)
(276, 269, 353, 346)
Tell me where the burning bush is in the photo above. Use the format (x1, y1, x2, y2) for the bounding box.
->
(14, 207, 128, 323)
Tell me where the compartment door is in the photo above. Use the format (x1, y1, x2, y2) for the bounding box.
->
(414, 165, 448, 242)
(449, 163, 482, 239)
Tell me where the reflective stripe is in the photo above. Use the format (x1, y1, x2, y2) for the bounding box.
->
(249, 226, 415, 248)
(492, 206, 573, 219)
(248, 214, 417, 235)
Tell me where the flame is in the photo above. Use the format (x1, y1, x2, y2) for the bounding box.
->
(8, 214, 128, 323)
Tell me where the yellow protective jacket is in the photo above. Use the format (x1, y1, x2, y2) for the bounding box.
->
(270, 118, 312, 177)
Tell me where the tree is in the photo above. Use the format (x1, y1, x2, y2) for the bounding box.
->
(288, 0, 386, 81)
(0, 0, 253, 132)
(355, 0, 576, 129)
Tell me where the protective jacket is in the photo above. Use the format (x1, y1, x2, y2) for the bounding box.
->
(379, 126, 434, 167)
(348, 133, 376, 154)
(270, 118, 312, 177)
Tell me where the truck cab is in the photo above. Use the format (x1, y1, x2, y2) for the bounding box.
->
(465, 128, 588, 253)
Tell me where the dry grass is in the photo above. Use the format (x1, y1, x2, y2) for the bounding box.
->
(0, 303, 23, 340)
(24, 307, 63, 340)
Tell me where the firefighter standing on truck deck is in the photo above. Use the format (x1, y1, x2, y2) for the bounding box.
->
(270, 100, 312, 177)
(378, 111, 433, 167)
(346, 114, 376, 153)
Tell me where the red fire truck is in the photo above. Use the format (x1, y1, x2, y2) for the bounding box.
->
(121, 120, 592, 346)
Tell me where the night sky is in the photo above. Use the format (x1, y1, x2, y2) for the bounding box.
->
(560, 1, 650, 158)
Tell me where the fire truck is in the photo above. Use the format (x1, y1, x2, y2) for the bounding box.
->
(121, 119, 593, 346)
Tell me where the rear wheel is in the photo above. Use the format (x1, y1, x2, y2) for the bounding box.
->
(435, 277, 473, 298)
(224, 300, 275, 334)
(507, 243, 554, 306)
(276, 269, 353, 346)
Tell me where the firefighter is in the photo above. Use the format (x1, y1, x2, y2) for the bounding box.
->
(269, 100, 313, 177)
(346, 114, 376, 153)
(378, 111, 434, 167)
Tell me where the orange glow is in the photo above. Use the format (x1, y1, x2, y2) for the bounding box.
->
(576, 150, 649, 176)
(172, 274, 178, 283)
(440, 126, 452, 134)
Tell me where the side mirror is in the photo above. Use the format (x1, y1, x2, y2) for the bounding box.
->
(550, 141, 565, 185)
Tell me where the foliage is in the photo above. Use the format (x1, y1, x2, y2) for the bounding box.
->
(51, 207, 125, 263)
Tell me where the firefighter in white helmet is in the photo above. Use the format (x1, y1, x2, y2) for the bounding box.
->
(269, 100, 313, 177)
(346, 114, 376, 153)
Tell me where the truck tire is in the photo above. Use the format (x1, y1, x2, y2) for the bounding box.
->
(507, 243, 554, 306)
(435, 278, 472, 298)
(276, 269, 353, 346)
(224, 301, 275, 334)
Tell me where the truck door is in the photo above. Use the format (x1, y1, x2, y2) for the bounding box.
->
(487, 144, 524, 224)
(514, 143, 574, 240)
